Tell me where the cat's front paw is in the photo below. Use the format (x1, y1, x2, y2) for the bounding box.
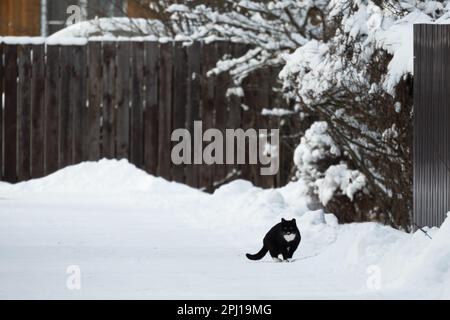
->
(285, 258, 293, 262)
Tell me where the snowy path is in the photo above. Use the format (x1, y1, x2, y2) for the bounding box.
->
(0, 160, 447, 299)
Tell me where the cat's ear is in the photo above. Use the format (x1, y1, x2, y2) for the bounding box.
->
(281, 218, 286, 222)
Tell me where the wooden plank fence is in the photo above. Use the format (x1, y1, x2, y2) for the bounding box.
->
(0, 40, 288, 192)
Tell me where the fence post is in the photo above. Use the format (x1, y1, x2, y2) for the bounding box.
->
(200, 42, 216, 192)
(144, 41, 159, 175)
(4, 44, 18, 183)
(102, 42, 117, 159)
(17, 45, 32, 181)
(171, 41, 187, 184)
(185, 42, 202, 188)
(130, 42, 145, 168)
(59, 45, 73, 167)
(86, 41, 102, 161)
(30, 44, 46, 178)
(213, 41, 230, 186)
(72, 45, 87, 164)
(115, 41, 131, 160)
(158, 42, 173, 179)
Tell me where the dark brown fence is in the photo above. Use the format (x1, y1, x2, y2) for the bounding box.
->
(414, 24, 450, 227)
(0, 40, 290, 192)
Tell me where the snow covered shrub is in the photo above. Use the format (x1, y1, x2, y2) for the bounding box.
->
(79, 0, 328, 86)
(294, 121, 369, 222)
(166, 0, 329, 86)
(293, 121, 342, 187)
(282, 0, 450, 229)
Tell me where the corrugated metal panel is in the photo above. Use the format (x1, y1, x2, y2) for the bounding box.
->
(414, 24, 450, 227)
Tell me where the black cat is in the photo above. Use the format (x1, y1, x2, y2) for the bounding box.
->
(246, 218, 301, 262)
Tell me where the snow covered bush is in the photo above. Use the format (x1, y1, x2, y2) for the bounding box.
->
(294, 122, 368, 207)
(283, 0, 450, 229)
(294, 121, 369, 222)
(166, 0, 329, 86)
(293, 121, 342, 187)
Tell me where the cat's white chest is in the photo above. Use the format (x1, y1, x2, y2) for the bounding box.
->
(283, 234, 296, 242)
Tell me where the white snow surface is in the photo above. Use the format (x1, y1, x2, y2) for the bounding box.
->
(47, 18, 168, 42)
(0, 159, 447, 299)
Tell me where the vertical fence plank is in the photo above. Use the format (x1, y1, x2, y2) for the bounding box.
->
(72, 45, 87, 164)
(30, 45, 46, 178)
(186, 42, 202, 188)
(4, 45, 18, 182)
(59, 46, 73, 168)
(158, 42, 173, 179)
(213, 41, 229, 187)
(254, 67, 272, 188)
(45, 45, 60, 175)
(115, 42, 131, 160)
(225, 43, 245, 184)
(102, 42, 116, 159)
(17, 45, 32, 181)
(87, 42, 102, 161)
(171, 42, 187, 183)
(130, 42, 144, 168)
(200, 42, 216, 192)
(240, 58, 256, 184)
(0, 44, 3, 179)
(268, 66, 283, 189)
(144, 41, 159, 175)
(242, 72, 257, 184)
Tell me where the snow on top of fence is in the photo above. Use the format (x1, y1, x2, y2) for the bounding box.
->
(0, 37, 88, 46)
(0, 17, 236, 47)
(0, 36, 234, 46)
(0, 37, 46, 45)
(0, 36, 176, 46)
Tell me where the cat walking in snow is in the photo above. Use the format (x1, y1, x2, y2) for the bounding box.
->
(246, 218, 300, 262)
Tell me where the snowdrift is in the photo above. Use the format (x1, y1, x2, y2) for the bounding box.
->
(0, 159, 448, 299)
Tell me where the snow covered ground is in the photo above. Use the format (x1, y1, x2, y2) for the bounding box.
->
(0, 159, 448, 299)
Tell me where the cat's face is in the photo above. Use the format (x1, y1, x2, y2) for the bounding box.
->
(280, 218, 297, 235)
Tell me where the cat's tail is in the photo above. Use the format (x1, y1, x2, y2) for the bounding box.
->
(246, 245, 268, 260)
